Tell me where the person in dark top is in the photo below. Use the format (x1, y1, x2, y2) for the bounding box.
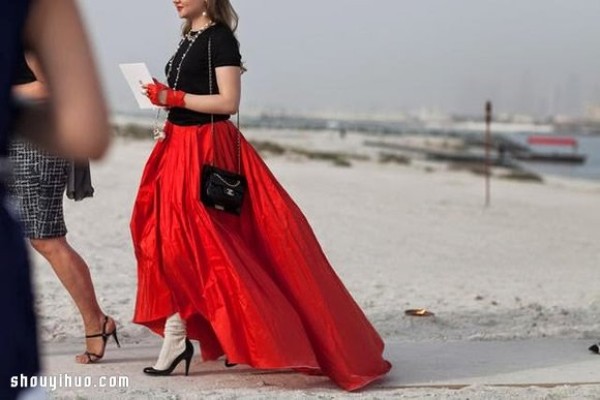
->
(9, 53, 120, 365)
(2, 0, 111, 397)
(0, 4, 37, 399)
(133, 0, 391, 390)
(14, 53, 36, 85)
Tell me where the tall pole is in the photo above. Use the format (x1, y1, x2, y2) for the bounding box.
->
(485, 101, 492, 207)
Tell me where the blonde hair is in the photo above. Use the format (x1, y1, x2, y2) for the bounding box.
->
(182, 0, 239, 35)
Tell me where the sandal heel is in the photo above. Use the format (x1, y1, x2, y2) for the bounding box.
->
(79, 316, 119, 363)
(112, 330, 121, 348)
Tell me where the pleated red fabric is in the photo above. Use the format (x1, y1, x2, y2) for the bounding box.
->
(131, 121, 391, 390)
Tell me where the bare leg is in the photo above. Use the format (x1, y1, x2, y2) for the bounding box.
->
(30, 236, 116, 363)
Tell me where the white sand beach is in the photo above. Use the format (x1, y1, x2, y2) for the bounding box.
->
(29, 129, 600, 399)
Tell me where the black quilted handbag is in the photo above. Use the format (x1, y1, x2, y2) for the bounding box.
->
(201, 165, 246, 215)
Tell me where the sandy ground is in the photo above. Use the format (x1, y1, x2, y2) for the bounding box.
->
(25, 129, 600, 399)
(32, 338, 600, 399)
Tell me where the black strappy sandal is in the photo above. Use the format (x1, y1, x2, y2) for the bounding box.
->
(82, 315, 120, 363)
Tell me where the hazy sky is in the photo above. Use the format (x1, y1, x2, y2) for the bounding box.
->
(78, 0, 600, 117)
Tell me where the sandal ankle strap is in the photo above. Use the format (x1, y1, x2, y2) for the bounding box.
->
(84, 316, 111, 339)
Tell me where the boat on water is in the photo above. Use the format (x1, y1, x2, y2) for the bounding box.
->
(363, 134, 588, 167)
(514, 135, 587, 164)
(512, 151, 586, 164)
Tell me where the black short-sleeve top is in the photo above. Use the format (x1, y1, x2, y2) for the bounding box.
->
(14, 53, 36, 85)
(2, 53, 35, 158)
(166, 23, 242, 126)
(1, 1, 31, 160)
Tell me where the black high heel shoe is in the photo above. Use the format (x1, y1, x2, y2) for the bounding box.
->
(81, 315, 120, 363)
(143, 339, 194, 376)
(224, 358, 237, 368)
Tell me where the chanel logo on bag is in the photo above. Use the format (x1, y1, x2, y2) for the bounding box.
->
(201, 165, 247, 215)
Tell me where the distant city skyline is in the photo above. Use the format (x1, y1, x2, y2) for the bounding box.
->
(78, 0, 600, 118)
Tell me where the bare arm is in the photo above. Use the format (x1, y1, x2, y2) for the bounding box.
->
(12, 81, 47, 101)
(19, 0, 111, 160)
(12, 53, 48, 100)
(183, 66, 241, 115)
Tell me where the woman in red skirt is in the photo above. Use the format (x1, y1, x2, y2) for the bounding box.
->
(134, 0, 391, 391)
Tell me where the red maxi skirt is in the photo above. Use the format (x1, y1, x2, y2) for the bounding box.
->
(131, 121, 391, 391)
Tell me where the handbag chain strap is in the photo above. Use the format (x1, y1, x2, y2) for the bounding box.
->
(208, 37, 241, 174)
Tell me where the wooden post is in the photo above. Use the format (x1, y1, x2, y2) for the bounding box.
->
(485, 101, 492, 207)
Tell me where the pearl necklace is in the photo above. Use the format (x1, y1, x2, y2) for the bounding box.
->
(167, 21, 214, 90)
(185, 20, 214, 41)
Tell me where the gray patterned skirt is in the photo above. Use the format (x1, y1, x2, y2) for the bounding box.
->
(8, 139, 69, 239)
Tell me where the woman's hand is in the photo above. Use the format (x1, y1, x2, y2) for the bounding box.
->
(142, 79, 186, 108)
